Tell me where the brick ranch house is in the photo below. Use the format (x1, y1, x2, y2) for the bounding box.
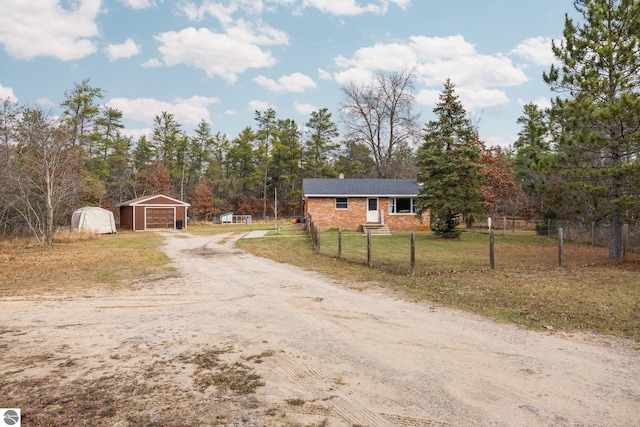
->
(302, 178, 430, 232)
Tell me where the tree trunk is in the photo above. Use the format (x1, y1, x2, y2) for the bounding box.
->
(45, 170, 54, 246)
(609, 213, 622, 259)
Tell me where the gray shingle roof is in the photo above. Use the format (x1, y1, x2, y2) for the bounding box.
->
(303, 178, 421, 196)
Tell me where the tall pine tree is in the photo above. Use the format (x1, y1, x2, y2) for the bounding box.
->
(544, 0, 640, 258)
(416, 79, 484, 237)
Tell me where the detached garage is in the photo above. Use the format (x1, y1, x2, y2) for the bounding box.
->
(117, 194, 190, 231)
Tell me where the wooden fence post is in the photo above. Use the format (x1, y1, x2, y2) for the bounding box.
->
(367, 229, 372, 266)
(410, 232, 415, 276)
(558, 227, 564, 267)
(338, 227, 342, 259)
(489, 229, 495, 270)
(316, 227, 321, 254)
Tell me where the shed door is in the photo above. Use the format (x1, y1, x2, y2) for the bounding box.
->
(146, 208, 175, 229)
(366, 198, 379, 223)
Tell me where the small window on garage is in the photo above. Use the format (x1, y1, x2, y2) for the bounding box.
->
(335, 197, 348, 210)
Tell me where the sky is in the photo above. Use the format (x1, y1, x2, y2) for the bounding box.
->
(0, 0, 577, 148)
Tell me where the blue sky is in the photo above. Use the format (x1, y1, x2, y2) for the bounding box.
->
(0, 0, 575, 147)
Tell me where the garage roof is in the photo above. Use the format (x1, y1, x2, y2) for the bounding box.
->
(116, 194, 190, 207)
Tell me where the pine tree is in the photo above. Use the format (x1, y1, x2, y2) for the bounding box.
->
(304, 108, 339, 178)
(416, 79, 484, 237)
(543, 0, 640, 258)
(513, 103, 553, 216)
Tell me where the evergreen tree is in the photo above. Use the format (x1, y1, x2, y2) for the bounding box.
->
(543, 0, 640, 258)
(333, 141, 375, 178)
(151, 111, 185, 197)
(254, 109, 277, 218)
(304, 108, 339, 178)
(227, 127, 260, 211)
(513, 103, 554, 216)
(271, 118, 303, 216)
(60, 79, 104, 153)
(416, 79, 484, 237)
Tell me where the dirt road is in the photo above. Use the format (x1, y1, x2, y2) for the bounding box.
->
(1, 231, 639, 426)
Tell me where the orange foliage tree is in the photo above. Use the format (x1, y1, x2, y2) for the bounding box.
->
(480, 144, 529, 224)
(135, 159, 171, 197)
(188, 182, 220, 221)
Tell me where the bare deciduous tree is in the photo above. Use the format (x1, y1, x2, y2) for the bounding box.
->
(9, 108, 82, 244)
(339, 68, 420, 178)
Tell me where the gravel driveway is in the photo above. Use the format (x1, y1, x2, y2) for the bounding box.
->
(1, 231, 639, 426)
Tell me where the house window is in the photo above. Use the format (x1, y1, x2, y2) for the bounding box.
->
(335, 197, 348, 209)
(389, 197, 415, 214)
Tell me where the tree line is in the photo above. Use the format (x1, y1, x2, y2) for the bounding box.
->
(0, 0, 638, 259)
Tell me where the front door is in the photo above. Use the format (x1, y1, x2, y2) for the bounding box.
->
(367, 198, 379, 223)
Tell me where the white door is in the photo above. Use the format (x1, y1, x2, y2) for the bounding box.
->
(367, 198, 379, 223)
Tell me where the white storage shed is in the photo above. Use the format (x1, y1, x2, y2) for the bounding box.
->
(71, 206, 117, 234)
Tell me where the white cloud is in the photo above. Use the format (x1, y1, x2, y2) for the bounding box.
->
(0, 0, 100, 60)
(511, 36, 556, 67)
(154, 27, 282, 83)
(248, 100, 273, 111)
(226, 19, 289, 46)
(122, 127, 153, 140)
(36, 98, 55, 107)
(335, 34, 528, 110)
(333, 67, 373, 85)
(410, 35, 476, 59)
(456, 87, 509, 109)
(253, 72, 316, 93)
(335, 42, 417, 72)
(141, 58, 163, 68)
(179, 0, 265, 24)
(414, 89, 439, 107)
(294, 101, 317, 115)
(299, 0, 407, 16)
(106, 96, 219, 127)
(0, 84, 18, 102)
(318, 69, 332, 80)
(420, 54, 528, 88)
(119, 0, 156, 9)
(519, 96, 552, 110)
(105, 38, 142, 61)
(416, 86, 509, 110)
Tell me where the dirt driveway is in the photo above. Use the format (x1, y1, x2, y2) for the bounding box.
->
(1, 231, 639, 426)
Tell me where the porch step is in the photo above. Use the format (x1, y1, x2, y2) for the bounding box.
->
(361, 224, 392, 236)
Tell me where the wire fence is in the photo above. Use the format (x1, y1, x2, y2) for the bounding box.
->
(473, 218, 640, 253)
(305, 216, 639, 276)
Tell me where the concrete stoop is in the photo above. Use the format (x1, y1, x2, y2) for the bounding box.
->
(361, 223, 392, 236)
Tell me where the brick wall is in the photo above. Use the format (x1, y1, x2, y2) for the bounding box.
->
(305, 197, 430, 231)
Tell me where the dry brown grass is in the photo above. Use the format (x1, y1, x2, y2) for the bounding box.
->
(0, 230, 172, 297)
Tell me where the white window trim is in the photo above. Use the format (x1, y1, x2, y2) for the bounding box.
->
(389, 197, 416, 215)
(335, 197, 348, 210)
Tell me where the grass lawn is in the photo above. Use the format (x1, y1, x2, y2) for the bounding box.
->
(0, 230, 172, 297)
(237, 228, 640, 342)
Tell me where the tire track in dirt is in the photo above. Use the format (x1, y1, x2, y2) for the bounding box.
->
(261, 344, 446, 427)
(265, 347, 395, 426)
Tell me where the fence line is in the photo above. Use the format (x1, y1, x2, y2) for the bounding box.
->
(305, 226, 637, 275)
(473, 218, 639, 253)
